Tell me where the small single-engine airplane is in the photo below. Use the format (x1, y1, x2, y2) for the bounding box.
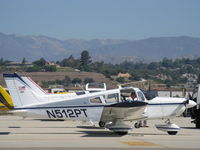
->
(3, 73, 196, 135)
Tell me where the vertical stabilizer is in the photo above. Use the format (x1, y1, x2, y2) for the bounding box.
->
(22, 77, 47, 96)
(3, 73, 42, 107)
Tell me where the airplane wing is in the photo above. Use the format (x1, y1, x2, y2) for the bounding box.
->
(100, 100, 147, 123)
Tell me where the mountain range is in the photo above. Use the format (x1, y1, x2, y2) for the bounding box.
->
(1, 32, 200, 63)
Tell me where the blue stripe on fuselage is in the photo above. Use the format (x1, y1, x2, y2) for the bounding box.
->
(148, 103, 185, 106)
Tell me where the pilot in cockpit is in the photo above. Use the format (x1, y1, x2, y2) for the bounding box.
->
(130, 92, 137, 100)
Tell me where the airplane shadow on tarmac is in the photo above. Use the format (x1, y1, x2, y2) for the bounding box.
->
(79, 130, 123, 137)
(0, 132, 10, 135)
(2, 125, 170, 137)
(77, 126, 167, 137)
(79, 130, 167, 137)
(77, 125, 121, 137)
(181, 127, 199, 130)
(76, 125, 104, 129)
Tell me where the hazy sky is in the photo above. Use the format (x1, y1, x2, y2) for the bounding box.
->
(0, 0, 200, 40)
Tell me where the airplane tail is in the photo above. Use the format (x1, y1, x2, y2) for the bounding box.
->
(3, 73, 44, 107)
(0, 85, 14, 110)
(22, 76, 47, 95)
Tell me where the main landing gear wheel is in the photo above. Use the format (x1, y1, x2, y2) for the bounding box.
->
(115, 131, 128, 135)
(99, 121, 106, 127)
(134, 122, 142, 128)
(167, 131, 177, 135)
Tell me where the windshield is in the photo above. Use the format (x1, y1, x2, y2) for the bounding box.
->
(120, 88, 135, 101)
(137, 91, 145, 101)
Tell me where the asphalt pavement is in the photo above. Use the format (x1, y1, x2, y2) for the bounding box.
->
(0, 115, 199, 150)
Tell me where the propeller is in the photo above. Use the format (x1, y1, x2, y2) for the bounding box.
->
(184, 98, 197, 109)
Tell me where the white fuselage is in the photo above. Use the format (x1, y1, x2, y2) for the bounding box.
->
(15, 105, 104, 121)
(145, 97, 186, 119)
(13, 95, 189, 122)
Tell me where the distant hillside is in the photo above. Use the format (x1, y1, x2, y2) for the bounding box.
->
(0, 72, 116, 89)
(1, 32, 200, 63)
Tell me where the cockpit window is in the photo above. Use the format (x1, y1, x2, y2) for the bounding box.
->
(120, 89, 134, 97)
(76, 91, 86, 95)
(137, 91, 145, 101)
(90, 97, 102, 104)
(120, 88, 136, 101)
(105, 93, 119, 103)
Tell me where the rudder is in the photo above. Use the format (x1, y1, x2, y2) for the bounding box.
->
(3, 73, 42, 107)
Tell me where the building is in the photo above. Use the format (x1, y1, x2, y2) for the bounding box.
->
(117, 72, 131, 78)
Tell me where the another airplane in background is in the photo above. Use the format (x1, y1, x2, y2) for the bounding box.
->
(3, 73, 196, 135)
(0, 85, 13, 111)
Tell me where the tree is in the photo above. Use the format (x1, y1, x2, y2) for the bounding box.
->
(84, 77, 94, 84)
(60, 55, 80, 69)
(63, 75, 71, 86)
(164, 79, 174, 88)
(103, 70, 111, 79)
(72, 78, 82, 84)
(44, 65, 57, 72)
(197, 74, 200, 84)
(116, 77, 125, 83)
(22, 57, 26, 64)
(80, 50, 91, 71)
(33, 58, 46, 66)
(162, 58, 173, 68)
(41, 81, 49, 88)
(0, 58, 3, 66)
(147, 62, 159, 70)
(129, 73, 140, 81)
(25, 66, 41, 72)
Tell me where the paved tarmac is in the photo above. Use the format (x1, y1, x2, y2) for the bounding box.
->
(0, 115, 199, 150)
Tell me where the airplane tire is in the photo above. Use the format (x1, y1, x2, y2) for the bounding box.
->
(167, 131, 177, 135)
(134, 122, 141, 128)
(99, 121, 106, 127)
(195, 109, 200, 128)
(116, 131, 128, 135)
(196, 118, 200, 128)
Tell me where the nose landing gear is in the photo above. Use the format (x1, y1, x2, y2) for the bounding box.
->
(155, 119, 180, 135)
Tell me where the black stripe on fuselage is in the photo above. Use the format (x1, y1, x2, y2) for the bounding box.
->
(105, 101, 147, 107)
(13, 102, 185, 110)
